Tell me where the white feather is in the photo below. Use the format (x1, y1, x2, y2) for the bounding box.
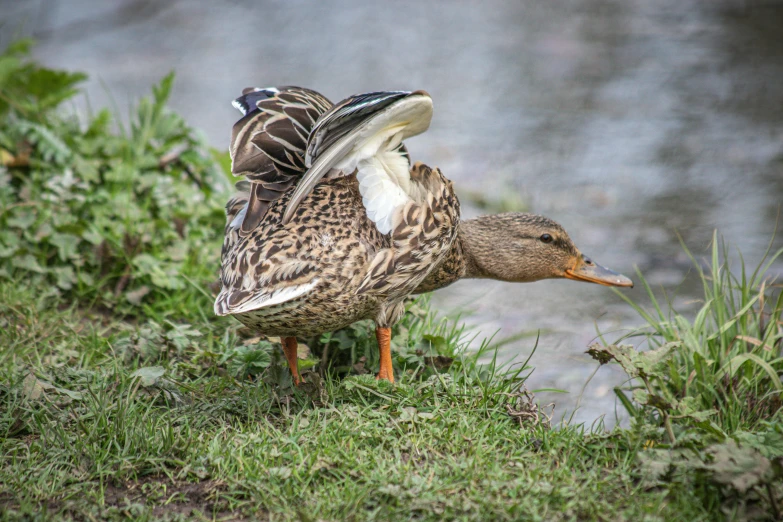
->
(377, 214, 394, 235)
(363, 183, 386, 205)
(231, 99, 248, 115)
(218, 280, 318, 316)
(355, 152, 411, 234)
(377, 145, 410, 192)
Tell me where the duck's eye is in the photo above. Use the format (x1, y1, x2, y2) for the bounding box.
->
(540, 234, 553, 243)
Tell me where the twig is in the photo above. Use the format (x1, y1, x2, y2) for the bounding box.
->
(502, 386, 552, 429)
(114, 265, 131, 295)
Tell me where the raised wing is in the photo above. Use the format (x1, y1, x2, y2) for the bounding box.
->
(282, 90, 433, 231)
(305, 91, 411, 165)
(229, 86, 332, 234)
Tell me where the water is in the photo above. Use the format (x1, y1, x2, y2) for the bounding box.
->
(5, 0, 782, 426)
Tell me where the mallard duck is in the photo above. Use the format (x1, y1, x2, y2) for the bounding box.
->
(215, 86, 632, 384)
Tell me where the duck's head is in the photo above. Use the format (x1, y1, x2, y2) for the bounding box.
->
(461, 213, 633, 288)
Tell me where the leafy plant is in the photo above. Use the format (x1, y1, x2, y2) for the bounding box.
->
(0, 40, 87, 118)
(0, 42, 228, 315)
(219, 342, 273, 380)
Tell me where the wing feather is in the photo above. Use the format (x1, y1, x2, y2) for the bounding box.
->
(228, 86, 332, 234)
(356, 163, 461, 298)
(282, 91, 433, 229)
(305, 91, 411, 165)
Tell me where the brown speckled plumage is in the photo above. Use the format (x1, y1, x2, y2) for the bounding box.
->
(217, 164, 459, 336)
(216, 87, 459, 338)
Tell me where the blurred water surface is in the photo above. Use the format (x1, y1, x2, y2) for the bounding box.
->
(5, 0, 782, 426)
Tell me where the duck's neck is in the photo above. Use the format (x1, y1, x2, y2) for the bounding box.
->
(413, 218, 493, 293)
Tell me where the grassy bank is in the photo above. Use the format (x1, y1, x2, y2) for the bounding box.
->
(1, 43, 782, 521)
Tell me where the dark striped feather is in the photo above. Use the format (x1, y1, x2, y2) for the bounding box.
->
(305, 91, 410, 166)
(228, 86, 332, 234)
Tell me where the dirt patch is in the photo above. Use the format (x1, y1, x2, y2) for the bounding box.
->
(102, 475, 247, 520)
(1, 476, 257, 520)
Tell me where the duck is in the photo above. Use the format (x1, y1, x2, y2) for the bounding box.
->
(215, 86, 633, 385)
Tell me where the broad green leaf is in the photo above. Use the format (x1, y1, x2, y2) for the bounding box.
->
(131, 366, 165, 386)
(12, 254, 44, 273)
(22, 373, 83, 400)
(702, 441, 773, 493)
(422, 334, 449, 354)
(587, 342, 679, 378)
(734, 430, 783, 459)
(633, 389, 675, 411)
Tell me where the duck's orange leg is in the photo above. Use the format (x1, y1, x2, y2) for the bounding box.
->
(282, 336, 302, 386)
(375, 327, 394, 383)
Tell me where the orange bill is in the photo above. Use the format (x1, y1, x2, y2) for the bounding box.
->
(565, 254, 633, 288)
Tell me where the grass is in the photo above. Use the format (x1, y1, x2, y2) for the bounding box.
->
(1, 41, 782, 521)
(604, 236, 783, 520)
(0, 279, 700, 521)
(611, 234, 783, 434)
